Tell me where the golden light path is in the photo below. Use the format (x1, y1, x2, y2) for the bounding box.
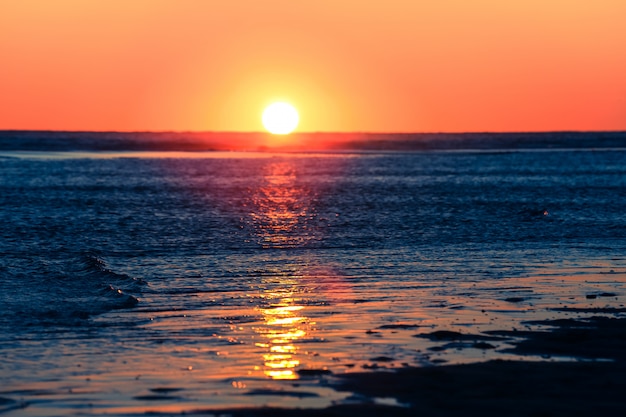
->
(248, 160, 314, 379)
(249, 161, 313, 248)
(257, 298, 308, 379)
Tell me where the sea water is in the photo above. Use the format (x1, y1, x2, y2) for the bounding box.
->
(1, 133, 626, 415)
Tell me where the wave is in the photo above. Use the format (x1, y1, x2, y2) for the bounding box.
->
(0, 253, 143, 329)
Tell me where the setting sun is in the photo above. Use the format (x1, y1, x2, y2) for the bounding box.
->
(262, 102, 299, 135)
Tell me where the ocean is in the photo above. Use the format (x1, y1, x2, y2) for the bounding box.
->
(1, 131, 626, 415)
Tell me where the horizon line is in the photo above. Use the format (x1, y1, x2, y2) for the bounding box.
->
(2, 129, 626, 135)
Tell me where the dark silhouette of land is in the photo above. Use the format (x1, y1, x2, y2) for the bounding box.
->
(1, 130, 626, 152)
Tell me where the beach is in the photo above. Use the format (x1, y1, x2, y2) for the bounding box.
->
(4, 0, 626, 413)
(206, 314, 626, 417)
(3, 304, 626, 416)
(1, 133, 626, 416)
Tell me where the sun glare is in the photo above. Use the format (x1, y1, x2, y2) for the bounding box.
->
(262, 102, 299, 135)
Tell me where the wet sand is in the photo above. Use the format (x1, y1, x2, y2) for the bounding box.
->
(2, 272, 625, 416)
(187, 313, 626, 417)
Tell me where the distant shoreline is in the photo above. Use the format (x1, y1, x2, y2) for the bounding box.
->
(1, 130, 626, 153)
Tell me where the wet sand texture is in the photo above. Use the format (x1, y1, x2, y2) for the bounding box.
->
(199, 316, 626, 417)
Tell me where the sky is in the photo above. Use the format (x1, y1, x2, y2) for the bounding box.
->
(1, 0, 626, 133)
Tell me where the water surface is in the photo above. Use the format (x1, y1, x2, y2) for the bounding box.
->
(1, 146, 625, 415)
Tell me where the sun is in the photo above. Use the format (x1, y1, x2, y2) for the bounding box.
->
(262, 102, 299, 135)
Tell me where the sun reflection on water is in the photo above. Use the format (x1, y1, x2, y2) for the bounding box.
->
(246, 160, 319, 378)
(249, 160, 318, 248)
(256, 298, 309, 379)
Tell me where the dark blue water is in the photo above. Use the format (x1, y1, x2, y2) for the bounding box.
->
(1, 134, 626, 414)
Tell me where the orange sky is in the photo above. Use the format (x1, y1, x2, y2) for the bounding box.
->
(1, 1, 625, 132)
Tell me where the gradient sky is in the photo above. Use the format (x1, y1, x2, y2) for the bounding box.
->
(1, 1, 625, 132)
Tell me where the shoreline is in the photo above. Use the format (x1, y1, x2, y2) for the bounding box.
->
(2, 291, 626, 416)
(2, 270, 625, 416)
(182, 313, 626, 417)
